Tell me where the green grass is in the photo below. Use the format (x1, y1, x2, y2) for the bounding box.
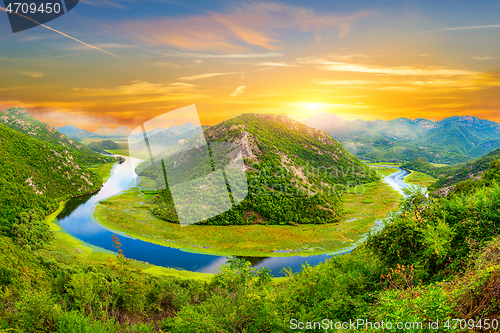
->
(430, 162, 449, 167)
(366, 162, 400, 166)
(370, 165, 400, 177)
(93, 180, 401, 258)
(88, 161, 115, 183)
(405, 170, 437, 187)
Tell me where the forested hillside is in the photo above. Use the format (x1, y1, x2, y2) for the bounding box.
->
(138, 114, 379, 226)
(402, 148, 500, 196)
(0, 108, 109, 164)
(0, 124, 103, 231)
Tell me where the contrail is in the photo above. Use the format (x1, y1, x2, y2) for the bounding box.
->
(415, 24, 500, 34)
(0, 5, 120, 59)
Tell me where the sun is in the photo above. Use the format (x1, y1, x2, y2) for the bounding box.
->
(307, 103, 321, 111)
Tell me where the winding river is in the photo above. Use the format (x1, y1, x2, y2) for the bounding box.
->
(55, 158, 412, 277)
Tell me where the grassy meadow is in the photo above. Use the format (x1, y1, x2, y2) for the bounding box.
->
(93, 174, 401, 257)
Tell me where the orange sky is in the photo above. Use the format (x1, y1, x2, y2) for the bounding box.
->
(1, 1, 499, 131)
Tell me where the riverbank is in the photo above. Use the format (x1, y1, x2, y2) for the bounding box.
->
(39, 162, 213, 282)
(404, 169, 437, 187)
(93, 173, 401, 258)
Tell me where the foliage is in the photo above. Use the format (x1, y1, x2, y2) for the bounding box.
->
(11, 210, 53, 251)
(0, 123, 104, 228)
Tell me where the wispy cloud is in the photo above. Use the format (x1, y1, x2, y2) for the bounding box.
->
(472, 56, 498, 61)
(149, 50, 283, 58)
(20, 71, 46, 78)
(178, 72, 240, 81)
(73, 80, 196, 96)
(49, 54, 80, 59)
(300, 58, 477, 76)
(122, 2, 367, 52)
(255, 62, 299, 67)
(416, 24, 500, 34)
(80, 0, 131, 9)
(231, 85, 246, 97)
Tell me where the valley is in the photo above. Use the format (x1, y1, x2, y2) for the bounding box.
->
(92, 161, 402, 259)
(1, 107, 500, 331)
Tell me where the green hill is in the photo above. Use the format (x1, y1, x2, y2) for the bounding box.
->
(0, 108, 110, 165)
(137, 113, 379, 225)
(428, 148, 500, 195)
(0, 123, 103, 230)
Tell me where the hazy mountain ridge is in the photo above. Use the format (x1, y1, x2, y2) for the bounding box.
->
(56, 125, 99, 139)
(304, 113, 500, 163)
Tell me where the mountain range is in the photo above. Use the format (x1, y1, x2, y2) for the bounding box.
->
(303, 113, 500, 164)
(55, 124, 133, 139)
(56, 122, 200, 143)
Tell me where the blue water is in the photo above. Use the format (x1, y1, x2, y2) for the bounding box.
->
(56, 158, 410, 277)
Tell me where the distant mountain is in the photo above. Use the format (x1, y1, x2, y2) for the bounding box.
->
(137, 113, 378, 226)
(95, 125, 132, 137)
(56, 125, 98, 139)
(303, 113, 500, 164)
(128, 122, 203, 157)
(0, 108, 109, 164)
(87, 140, 128, 152)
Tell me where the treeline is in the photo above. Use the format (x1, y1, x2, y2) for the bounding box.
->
(1, 158, 499, 331)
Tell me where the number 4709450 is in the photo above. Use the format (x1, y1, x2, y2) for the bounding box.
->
(5, 2, 62, 15)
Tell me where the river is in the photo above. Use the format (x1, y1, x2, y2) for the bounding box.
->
(55, 158, 412, 277)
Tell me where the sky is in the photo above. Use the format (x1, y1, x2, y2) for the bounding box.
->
(0, 0, 500, 131)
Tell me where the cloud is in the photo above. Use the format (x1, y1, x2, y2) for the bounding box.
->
(20, 71, 46, 78)
(179, 72, 240, 81)
(255, 62, 299, 67)
(148, 51, 283, 58)
(49, 54, 81, 59)
(74, 80, 197, 96)
(80, 0, 131, 9)
(416, 24, 500, 34)
(300, 58, 477, 76)
(121, 2, 367, 52)
(231, 85, 246, 97)
(313, 79, 381, 86)
(151, 62, 181, 68)
(473, 56, 497, 61)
